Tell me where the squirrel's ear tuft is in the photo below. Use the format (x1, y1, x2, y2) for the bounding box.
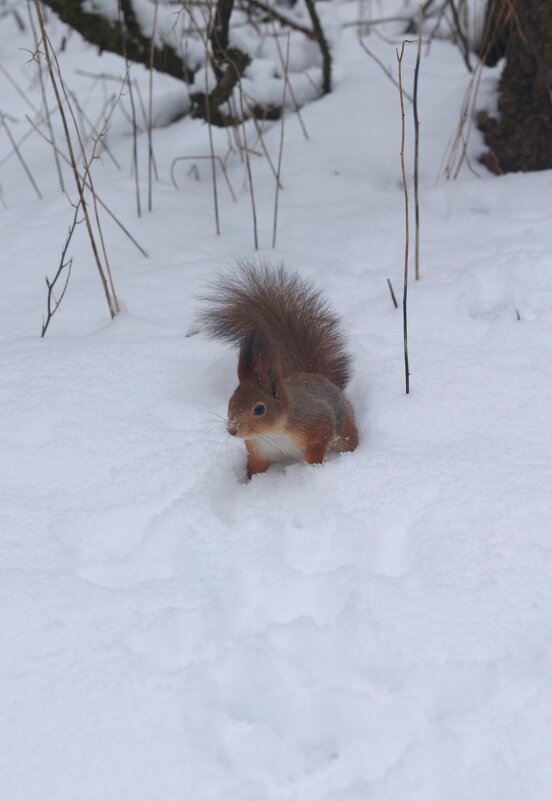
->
(252, 330, 279, 396)
(237, 328, 257, 381)
(266, 365, 279, 398)
(238, 327, 271, 385)
(238, 329, 285, 399)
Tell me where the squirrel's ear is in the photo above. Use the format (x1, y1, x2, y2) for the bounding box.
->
(237, 329, 257, 381)
(251, 330, 279, 397)
(256, 340, 287, 402)
(266, 365, 281, 399)
(238, 329, 286, 401)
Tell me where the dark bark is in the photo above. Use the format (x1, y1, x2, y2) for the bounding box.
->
(189, 49, 252, 126)
(189, 0, 251, 124)
(478, 0, 552, 173)
(42, 0, 195, 83)
(303, 0, 332, 94)
(41, 0, 333, 127)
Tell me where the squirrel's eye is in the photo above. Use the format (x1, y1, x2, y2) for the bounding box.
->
(253, 404, 266, 416)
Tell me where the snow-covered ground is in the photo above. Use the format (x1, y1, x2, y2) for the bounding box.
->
(1, 3, 552, 799)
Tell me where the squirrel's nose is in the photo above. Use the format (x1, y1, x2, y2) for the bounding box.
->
(226, 420, 238, 436)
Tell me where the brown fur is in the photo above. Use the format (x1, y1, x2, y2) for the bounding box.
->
(201, 260, 351, 390)
(201, 261, 358, 477)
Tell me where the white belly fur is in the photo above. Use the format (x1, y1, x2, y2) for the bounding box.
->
(253, 432, 304, 463)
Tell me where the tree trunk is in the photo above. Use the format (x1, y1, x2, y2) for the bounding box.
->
(478, 0, 552, 173)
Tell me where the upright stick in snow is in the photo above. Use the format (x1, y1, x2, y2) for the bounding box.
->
(272, 33, 290, 249)
(413, 4, 423, 281)
(397, 41, 410, 395)
(147, 0, 160, 213)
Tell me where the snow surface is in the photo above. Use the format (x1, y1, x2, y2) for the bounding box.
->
(1, 3, 552, 800)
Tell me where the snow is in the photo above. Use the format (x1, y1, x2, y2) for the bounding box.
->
(1, 2, 552, 800)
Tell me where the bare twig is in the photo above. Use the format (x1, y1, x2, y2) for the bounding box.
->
(387, 277, 398, 309)
(133, 79, 158, 179)
(441, 0, 509, 180)
(441, 58, 485, 179)
(271, 21, 309, 140)
(344, 15, 416, 28)
(49, 26, 120, 313)
(425, 0, 448, 54)
(40, 72, 125, 334)
(397, 41, 410, 394)
(0, 108, 43, 199)
(187, 2, 221, 233)
(447, 0, 472, 73)
(32, 1, 118, 318)
(246, 102, 283, 189)
(236, 77, 258, 249)
(205, 48, 221, 235)
(170, 155, 237, 202)
(0, 62, 38, 113)
(1, 5, 27, 31)
(357, 33, 413, 103)
(272, 32, 290, 249)
(68, 89, 121, 169)
(27, 115, 148, 257)
(118, 1, 141, 217)
(413, 5, 422, 281)
(147, 0, 160, 211)
(27, 0, 65, 191)
(41, 203, 78, 336)
(0, 113, 45, 166)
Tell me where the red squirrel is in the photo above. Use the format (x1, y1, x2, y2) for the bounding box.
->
(202, 261, 358, 479)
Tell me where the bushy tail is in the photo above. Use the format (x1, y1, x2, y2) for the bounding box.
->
(200, 260, 351, 389)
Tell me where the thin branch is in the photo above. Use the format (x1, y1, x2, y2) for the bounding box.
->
(27, 113, 148, 257)
(357, 33, 413, 103)
(413, 5, 422, 281)
(204, 47, 221, 235)
(133, 79, 158, 179)
(447, 0, 473, 73)
(170, 155, 237, 202)
(27, 0, 65, 191)
(237, 79, 258, 250)
(31, 1, 119, 321)
(68, 89, 121, 169)
(272, 32, 290, 249)
(41, 204, 78, 336)
(0, 108, 43, 199)
(397, 41, 410, 395)
(242, 91, 283, 187)
(147, 0, 160, 212)
(343, 15, 417, 28)
(46, 21, 120, 314)
(40, 71, 127, 334)
(271, 19, 309, 140)
(387, 278, 398, 309)
(118, 1, 141, 217)
(0, 62, 38, 113)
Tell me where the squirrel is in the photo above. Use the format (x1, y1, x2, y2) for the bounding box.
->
(201, 260, 358, 479)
